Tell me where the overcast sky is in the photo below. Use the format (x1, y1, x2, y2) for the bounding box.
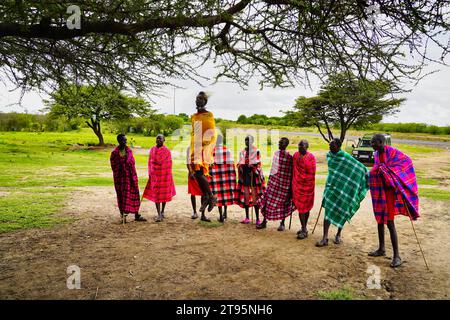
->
(1, 55, 449, 126)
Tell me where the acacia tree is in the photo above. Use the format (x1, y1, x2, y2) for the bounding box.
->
(287, 73, 404, 142)
(0, 1, 448, 94)
(45, 84, 154, 145)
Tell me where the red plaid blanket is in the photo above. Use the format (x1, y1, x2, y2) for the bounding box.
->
(143, 146, 176, 203)
(110, 146, 140, 214)
(257, 150, 295, 220)
(292, 151, 316, 214)
(210, 146, 237, 206)
(369, 145, 419, 224)
(235, 146, 266, 207)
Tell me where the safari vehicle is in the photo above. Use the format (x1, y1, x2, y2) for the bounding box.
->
(345, 133, 391, 163)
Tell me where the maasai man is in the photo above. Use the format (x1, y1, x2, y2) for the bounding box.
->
(186, 145, 207, 220)
(110, 134, 146, 222)
(292, 139, 316, 239)
(143, 134, 176, 222)
(256, 137, 295, 231)
(235, 135, 265, 225)
(316, 138, 368, 247)
(209, 134, 237, 222)
(190, 91, 217, 222)
(368, 134, 419, 268)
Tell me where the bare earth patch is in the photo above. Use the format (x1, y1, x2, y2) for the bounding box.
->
(0, 183, 449, 300)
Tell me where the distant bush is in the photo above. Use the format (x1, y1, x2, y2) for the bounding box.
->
(105, 114, 184, 136)
(0, 112, 82, 132)
(367, 123, 450, 135)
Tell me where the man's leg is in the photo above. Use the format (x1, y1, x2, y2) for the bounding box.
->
(278, 218, 285, 231)
(241, 187, 250, 223)
(369, 224, 386, 256)
(194, 170, 216, 212)
(297, 212, 309, 239)
(334, 227, 343, 244)
(387, 220, 402, 267)
(316, 219, 330, 247)
(155, 203, 162, 222)
(161, 202, 166, 219)
(199, 195, 211, 222)
(255, 205, 260, 223)
(191, 195, 198, 219)
(218, 206, 224, 222)
(223, 205, 228, 220)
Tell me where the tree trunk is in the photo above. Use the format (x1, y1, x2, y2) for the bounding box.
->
(86, 120, 105, 146)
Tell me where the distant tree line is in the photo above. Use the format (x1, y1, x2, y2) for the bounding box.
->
(0, 112, 186, 136)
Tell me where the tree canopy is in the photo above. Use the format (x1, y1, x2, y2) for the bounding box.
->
(286, 73, 404, 142)
(1, 1, 448, 94)
(45, 84, 154, 145)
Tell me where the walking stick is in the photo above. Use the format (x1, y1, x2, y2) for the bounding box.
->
(403, 198, 430, 270)
(311, 205, 323, 235)
(250, 171, 254, 223)
(289, 213, 292, 230)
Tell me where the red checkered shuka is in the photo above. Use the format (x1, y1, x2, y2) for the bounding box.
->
(256, 150, 295, 220)
(292, 151, 316, 214)
(209, 146, 237, 206)
(110, 146, 141, 214)
(369, 145, 419, 224)
(234, 146, 266, 208)
(143, 145, 176, 203)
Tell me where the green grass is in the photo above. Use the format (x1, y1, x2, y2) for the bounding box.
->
(198, 220, 224, 228)
(316, 286, 357, 300)
(0, 189, 73, 233)
(417, 178, 440, 186)
(419, 188, 450, 201)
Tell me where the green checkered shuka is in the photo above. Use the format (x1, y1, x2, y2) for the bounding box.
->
(323, 150, 369, 228)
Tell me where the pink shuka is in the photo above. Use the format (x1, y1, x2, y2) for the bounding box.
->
(110, 146, 141, 214)
(257, 150, 295, 220)
(292, 151, 316, 214)
(143, 146, 176, 203)
(369, 145, 419, 224)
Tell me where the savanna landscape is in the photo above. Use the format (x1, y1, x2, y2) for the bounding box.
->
(0, 0, 449, 302)
(1, 127, 449, 300)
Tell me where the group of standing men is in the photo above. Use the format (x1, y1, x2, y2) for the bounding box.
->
(111, 91, 420, 268)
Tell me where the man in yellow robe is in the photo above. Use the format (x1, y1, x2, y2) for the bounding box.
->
(189, 91, 217, 221)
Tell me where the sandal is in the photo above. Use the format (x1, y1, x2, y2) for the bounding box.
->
(390, 257, 402, 268)
(277, 224, 285, 232)
(256, 221, 267, 229)
(191, 212, 198, 219)
(368, 249, 386, 257)
(297, 230, 308, 239)
(135, 214, 147, 222)
(240, 218, 250, 224)
(200, 216, 211, 222)
(315, 239, 329, 247)
(333, 235, 342, 244)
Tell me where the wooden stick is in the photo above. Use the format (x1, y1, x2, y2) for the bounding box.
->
(289, 213, 292, 230)
(311, 206, 323, 235)
(403, 199, 430, 270)
(250, 171, 254, 223)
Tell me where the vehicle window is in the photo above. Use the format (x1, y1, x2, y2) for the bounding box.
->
(358, 139, 372, 147)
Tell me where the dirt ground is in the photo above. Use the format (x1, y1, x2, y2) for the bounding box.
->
(1, 153, 450, 300)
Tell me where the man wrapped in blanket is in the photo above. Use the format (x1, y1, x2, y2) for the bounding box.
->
(368, 134, 420, 268)
(256, 137, 296, 231)
(316, 138, 369, 247)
